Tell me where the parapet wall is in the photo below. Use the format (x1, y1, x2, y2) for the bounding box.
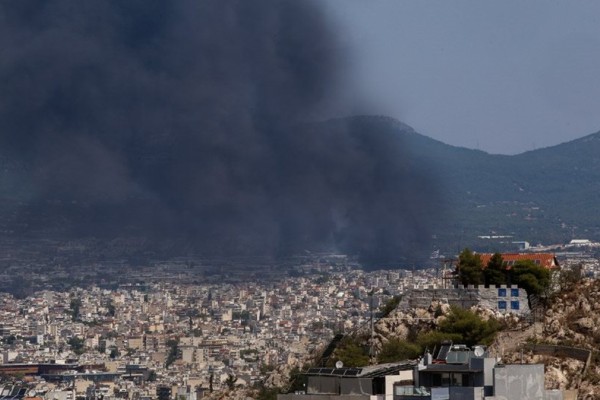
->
(398, 285, 530, 315)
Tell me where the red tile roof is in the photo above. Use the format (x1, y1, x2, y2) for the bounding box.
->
(478, 253, 559, 269)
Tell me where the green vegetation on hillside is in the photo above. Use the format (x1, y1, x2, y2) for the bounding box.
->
(378, 339, 421, 363)
(330, 306, 500, 366)
(327, 335, 370, 367)
(437, 306, 500, 347)
(457, 249, 551, 297)
(379, 295, 402, 318)
(457, 248, 484, 285)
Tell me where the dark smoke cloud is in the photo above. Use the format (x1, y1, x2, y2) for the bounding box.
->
(0, 0, 441, 265)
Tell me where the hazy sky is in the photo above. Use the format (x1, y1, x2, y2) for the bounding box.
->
(325, 1, 600, 155)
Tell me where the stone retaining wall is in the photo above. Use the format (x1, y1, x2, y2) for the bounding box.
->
(523, 344, 592, 374)
(398, 285, 530, 315)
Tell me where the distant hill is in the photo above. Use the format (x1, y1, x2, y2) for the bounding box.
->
(332, 116, 600, 254)
(1, 115, 599, 264)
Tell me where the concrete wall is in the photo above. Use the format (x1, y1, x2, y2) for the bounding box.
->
(469, 356, 495, 392)
(385, 371, 413, 400)
(493, 364, 545, 400)
(545, 389, 565, 400)
(448, 386, 484, 400)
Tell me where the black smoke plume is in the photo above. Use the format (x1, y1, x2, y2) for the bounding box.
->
(0, 1, 441, 265)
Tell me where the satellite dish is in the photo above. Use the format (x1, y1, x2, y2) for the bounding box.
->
(335, 361, 344, 369)
(473, 346, 485, 357)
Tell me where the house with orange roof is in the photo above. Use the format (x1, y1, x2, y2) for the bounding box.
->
(478, 253, 559, 270)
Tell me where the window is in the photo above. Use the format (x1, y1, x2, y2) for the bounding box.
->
(498, 288, 507, 297)
(431, 373, 452, 387)
(394, 386, 416, 395)
(462, 373, 470, 387)
(511, 301, 520, 310)
(450, 373, 466, 387)
(441, 373, 451, 387)
(511, 288, 519, 297)
(498, 301, 507, 310)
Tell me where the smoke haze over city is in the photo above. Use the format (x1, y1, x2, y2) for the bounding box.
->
(0, 0, 441, 265)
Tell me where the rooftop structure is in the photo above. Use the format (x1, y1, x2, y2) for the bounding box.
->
(477, 253, 559, 270)
(279, 342, 567, 400)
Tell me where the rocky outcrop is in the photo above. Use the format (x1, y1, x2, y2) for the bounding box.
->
(378, 279, 600, 396)
(497, 279, 600, 397)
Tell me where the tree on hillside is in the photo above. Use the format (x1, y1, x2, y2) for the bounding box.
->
(416, 331, 462, 353)
(379, 295, 402, 318)
(255, 385, 280, 400)
(329, 336, 370, 367)
(483, 252, 507, 285)
(225, 373, 238, 390)
(457, 248, 483, 285)
(509, 260, 551, 298)
(438, 306, 500, 347)
(378, 338, 421, 363)
(288, 365, 309, 393)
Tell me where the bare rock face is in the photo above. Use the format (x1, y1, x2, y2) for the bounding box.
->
(497, 279, 600, 395)
(547, 319, 562, 334)
(374, 280, 600, 396)
(414, 308, 430, 320)
(579, 299, 592, 313)
(574, 317, 594, 332)
(546, 366, 569, 388)
(373, 303, 441, 352)
(374, 299, 528, 354)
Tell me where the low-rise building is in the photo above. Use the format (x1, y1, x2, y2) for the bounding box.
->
(278, 342, 567, 400)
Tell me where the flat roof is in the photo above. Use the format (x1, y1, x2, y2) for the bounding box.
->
(422, 364, 482, 373)
(307, 361, 416, 378)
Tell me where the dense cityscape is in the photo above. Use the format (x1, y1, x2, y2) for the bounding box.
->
(1, 242, 600, 399)
(0, 255, 436, 399)
(2, 1, 600, 399)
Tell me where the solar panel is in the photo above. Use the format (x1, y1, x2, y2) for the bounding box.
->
(436, 342, 452, 360)
(307, 367, 363, 376)
(446, 350, 469, 364)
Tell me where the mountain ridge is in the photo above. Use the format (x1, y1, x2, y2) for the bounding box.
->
(319, 116, 600, 254)
(2, 115, 600, 262)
